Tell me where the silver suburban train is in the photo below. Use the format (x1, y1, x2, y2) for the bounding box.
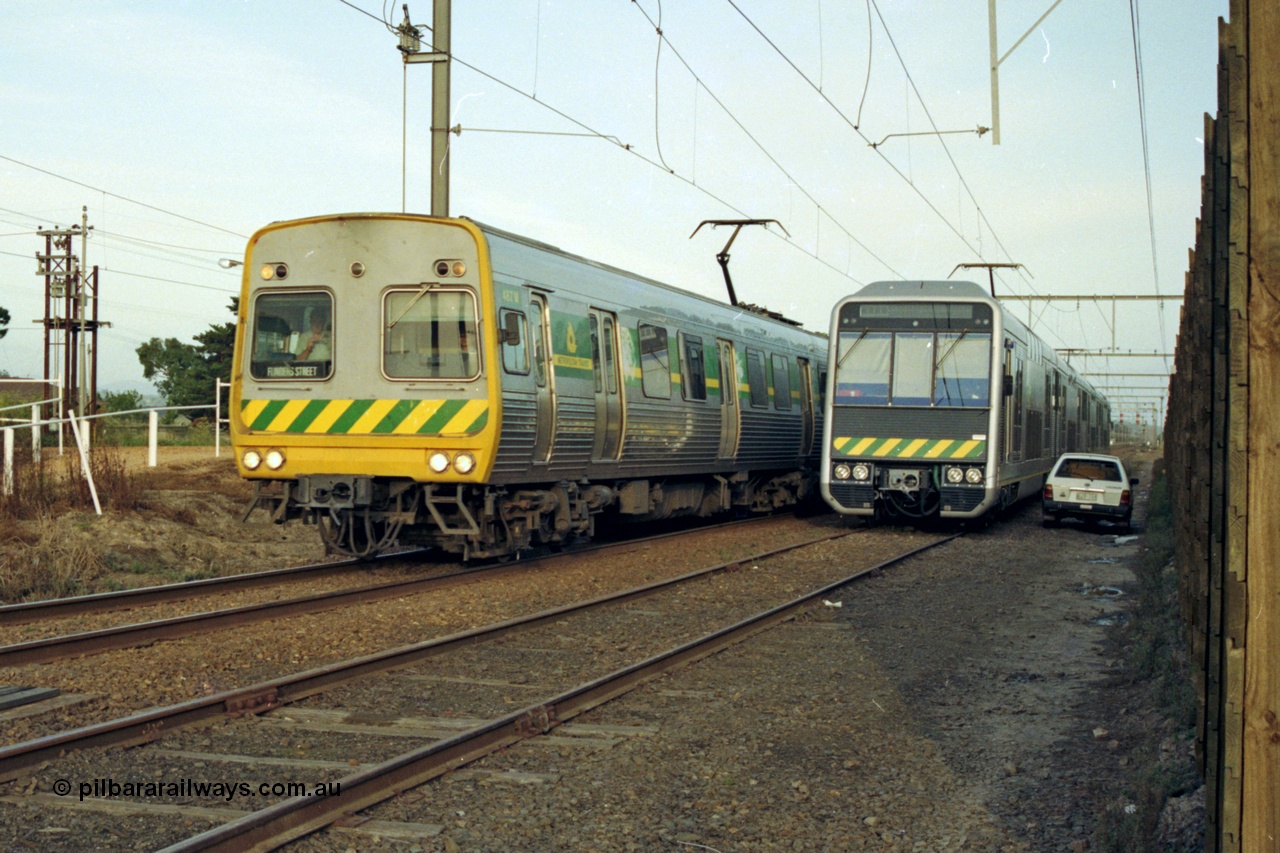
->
(821, 281, 1111, 521)
(230, 213, 828, 559)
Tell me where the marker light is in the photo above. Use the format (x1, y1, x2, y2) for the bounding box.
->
(451, 261, 466, 277)
(428, 451, 451, 473)
(945, 466, 964, 484)
(265, 449, 286, 470)
(965, 467, 983, 485)
(852, 463, 871, 482)
(259, 263, 289, 281)
(833, 463, 851, 481)
(242, 449, 262, 470)
(453, 452, 476, 474)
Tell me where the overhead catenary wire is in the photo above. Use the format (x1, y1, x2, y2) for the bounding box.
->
(1127, 0, 1170, 374)
(0, 155, 248, 239)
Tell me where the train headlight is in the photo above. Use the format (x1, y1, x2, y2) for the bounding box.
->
(965, 467, 983, 485)
(451, 261, 466, 277)
(945, 466, 964, 484)
(833, 463, 851, 481)
(242, 449, 262, 470)
(852, 463, 871, 482)
(259, 263, 288, 281)
(428, 451, 451, 473)
(453, 452, 476, 474)
(265, 449, 286, 470)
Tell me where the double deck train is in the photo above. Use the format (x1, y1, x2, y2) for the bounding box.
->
(229, 213, 828, 559)
(821, 281, 1110, 521)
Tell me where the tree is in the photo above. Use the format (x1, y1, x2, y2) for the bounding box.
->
(136, 301, 237, 408)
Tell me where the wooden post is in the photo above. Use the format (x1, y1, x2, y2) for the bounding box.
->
(1245, 0, 1280, 846)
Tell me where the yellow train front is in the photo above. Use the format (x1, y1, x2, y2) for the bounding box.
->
(231, 213, 827, 559)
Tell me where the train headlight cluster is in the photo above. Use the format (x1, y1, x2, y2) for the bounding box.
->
(834, 463, 872, 482)
(428, 450, 479, 475)
(945, 465, 984, 485)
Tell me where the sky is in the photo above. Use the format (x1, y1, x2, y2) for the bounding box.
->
(0, 0, 1229, 423)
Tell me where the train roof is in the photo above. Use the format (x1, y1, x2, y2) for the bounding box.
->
(851, 280, 991, 300)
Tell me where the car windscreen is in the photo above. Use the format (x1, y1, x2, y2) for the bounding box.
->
(1057, 459, 1122, 481)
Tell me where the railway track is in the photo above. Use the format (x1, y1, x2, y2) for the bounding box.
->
(0, 528, 957, 851)
(0, 515, 809, 667)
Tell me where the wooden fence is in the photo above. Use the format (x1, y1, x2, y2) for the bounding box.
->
(1166, 2, 1280, 849)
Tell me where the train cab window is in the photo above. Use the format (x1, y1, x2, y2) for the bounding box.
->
(933, 333, 991, 407)
(771, 354, 792, 410)
(834, 331, 891, 404)
(639, 323, 671, 399)
(499, 309, 529, 375)
(249, 292, 334, 381)
(746, 350, 769, 408)
(383, 287, 479, 380)
(680, 333, 707, 401)
(891, 333, 934, 406)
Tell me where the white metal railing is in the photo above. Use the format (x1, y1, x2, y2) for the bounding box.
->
(1, 376, 232, 506)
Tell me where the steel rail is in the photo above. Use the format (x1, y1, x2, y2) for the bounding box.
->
(0, 516, 815, 666)
(0, 514, 783, 628)
(160, 534, 959, 853)
(0, 526, 871, 783)
(0, 556, 378, 627)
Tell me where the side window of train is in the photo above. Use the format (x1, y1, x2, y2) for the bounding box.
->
(746, 349, 769, 408)
(819, 370, 828, 406)
(771, 354, 792, 410)
(499, 309, 529, 375)
(250, 291, 334, 381)
(639, 323, 671, 399)
(680, 333, 707, 401)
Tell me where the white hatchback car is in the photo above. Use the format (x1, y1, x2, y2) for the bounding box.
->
(1042, 453, 1138, 532)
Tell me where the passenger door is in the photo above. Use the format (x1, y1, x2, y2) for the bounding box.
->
(798, 357, 814, 457)
(528, 292, 556, 465)
(717, 338, 740, 459)
(590, 309, 623, 461)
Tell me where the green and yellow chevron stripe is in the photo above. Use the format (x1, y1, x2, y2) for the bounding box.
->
(240, 398, 489, 435)
(831, 436, 986, 459)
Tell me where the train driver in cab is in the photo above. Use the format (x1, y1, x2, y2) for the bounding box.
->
(295, 308, 331, 362)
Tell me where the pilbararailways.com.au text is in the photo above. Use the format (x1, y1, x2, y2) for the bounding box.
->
(52, 777, 342, 803)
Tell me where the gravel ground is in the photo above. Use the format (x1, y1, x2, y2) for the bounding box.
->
(0, 456, 1200, 851)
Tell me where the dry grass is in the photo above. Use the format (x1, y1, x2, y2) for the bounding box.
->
(0, 519, 109, 601)
(0, 445, 144, 518)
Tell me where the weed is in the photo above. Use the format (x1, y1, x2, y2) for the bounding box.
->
(0, 519, 108, 602)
